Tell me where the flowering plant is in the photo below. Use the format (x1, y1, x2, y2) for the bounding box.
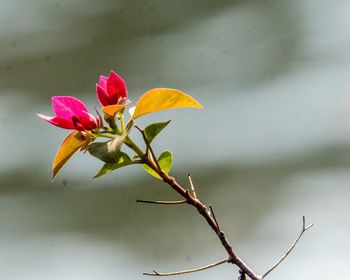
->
(39, 71, 312, 279)
(38, 70, 202, 179)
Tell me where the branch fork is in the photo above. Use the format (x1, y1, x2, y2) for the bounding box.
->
(128, 126, 313, 279)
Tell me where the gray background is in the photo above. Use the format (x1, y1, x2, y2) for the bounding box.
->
(0, 0, 349, 279)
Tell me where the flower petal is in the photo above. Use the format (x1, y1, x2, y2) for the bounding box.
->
(98, 75, 108, 89)
(96, 84, 111, 106)
(79, 111, 99, 130)
(107, 71, 127, 100)
(37, 114, 75, 129)
(52, 96, 89, 120)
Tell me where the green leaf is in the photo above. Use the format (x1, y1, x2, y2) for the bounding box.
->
(94, 152, 133, 178)
(132, 88, 203, 119)
(88, 137, 124, 163)
(89, 121, 134, 163)
(142, 150, 173, 179)
(144, 120, 171, 143)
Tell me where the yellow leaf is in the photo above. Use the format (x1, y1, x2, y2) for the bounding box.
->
(52, 131, 86, 180)
(102, 104, 125, 117)
(132, 88, 203, 119)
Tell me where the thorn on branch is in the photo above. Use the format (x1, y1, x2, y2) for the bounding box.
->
(143, 258, 229, 277)
(262, 216, 314, 279)
(209, 205, 221, 233)
(188, 173, 197, 199)
(136, 199, 187, 205)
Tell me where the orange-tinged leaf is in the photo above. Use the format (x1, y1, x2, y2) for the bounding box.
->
(52, 131, 86, 180)
(102, 104, 125, 117)
(132, 88, 203, 119)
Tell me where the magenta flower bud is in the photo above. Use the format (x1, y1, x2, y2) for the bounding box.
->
(96, 70, 128, 107)
(38, 96, 99, 131)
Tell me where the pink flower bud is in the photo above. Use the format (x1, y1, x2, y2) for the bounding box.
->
(38, 96, 99, 131)
(96, 71, 128, 107)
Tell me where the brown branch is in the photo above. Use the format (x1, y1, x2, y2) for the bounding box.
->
(137, 199, 187, 205)
(127, 128, 312, 279)
(144, 156, 262, 280)
(262, 216, 313, 278)
(143, 258, 229, 277)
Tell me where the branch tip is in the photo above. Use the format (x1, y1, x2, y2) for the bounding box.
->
(302, 216, 313, 231)
(262, 216, 313, 278)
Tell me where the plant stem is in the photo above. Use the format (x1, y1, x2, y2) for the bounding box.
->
(104, 115, 119, 134)
(118, 112, 125, 132)
(124, 129, 311, 279)
(124, 136, 145, 159)
(98, 133, 116, 140)
(124, 132, 261, 279)
(142, 155, 262, 280)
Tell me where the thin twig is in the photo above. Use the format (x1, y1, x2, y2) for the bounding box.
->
(209, 205, 221, 233)
(147, 144, 161, 173)
(145, 157, 262, 280)
(262, 216, 313, 278)
(137, 199, 187, 205)
(135, 125, 162, 172)
(188, 173, 197, 199)
(143, 258, 229, 277)
(134, 125, 150, 154)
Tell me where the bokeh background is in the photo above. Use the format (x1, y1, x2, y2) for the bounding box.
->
(0, 0, 349, 279)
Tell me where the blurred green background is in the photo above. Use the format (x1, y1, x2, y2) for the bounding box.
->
(0, 0, 349, 279)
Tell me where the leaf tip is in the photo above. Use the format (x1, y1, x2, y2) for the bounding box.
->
(52, 168, 59, 182)
(93, 169, 106, 178)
